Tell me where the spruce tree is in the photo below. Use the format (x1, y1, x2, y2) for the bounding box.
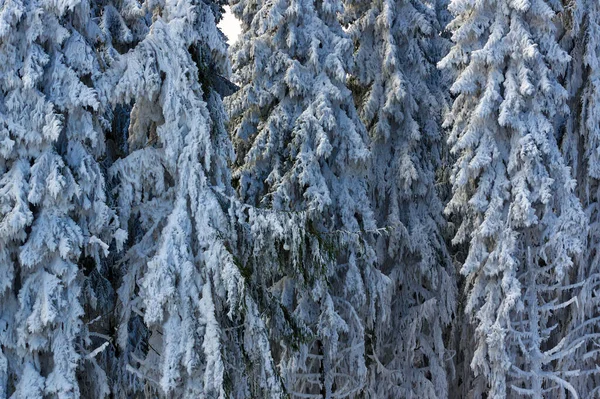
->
(227, 0, 389, 396)
(440, 0, 588, 395)
(0, 1, 118, 397)
(105, 0, 283, 397)
(342, 0, 456, 397)
(557, 0, 600, 395)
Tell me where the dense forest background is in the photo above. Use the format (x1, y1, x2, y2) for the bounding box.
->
(1, 0, 600, 398)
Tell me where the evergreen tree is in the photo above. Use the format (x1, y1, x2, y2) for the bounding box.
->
(0, 0, 118, 397)
(557, 0, 600, 395)
(105, 0, 284, 397)
(342, 0, 456, 397)
(227, 0, 389, 396)
(440, 0, 588, 395)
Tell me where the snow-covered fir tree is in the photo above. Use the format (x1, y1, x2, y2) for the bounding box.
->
(0, 1, 119, 397)
(440, 0, 589, 395)
(556, 0, 600, 395)
(103, 0, 287, 397)
(342, 0, 456, 397)
(227, 0, 390, 396)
